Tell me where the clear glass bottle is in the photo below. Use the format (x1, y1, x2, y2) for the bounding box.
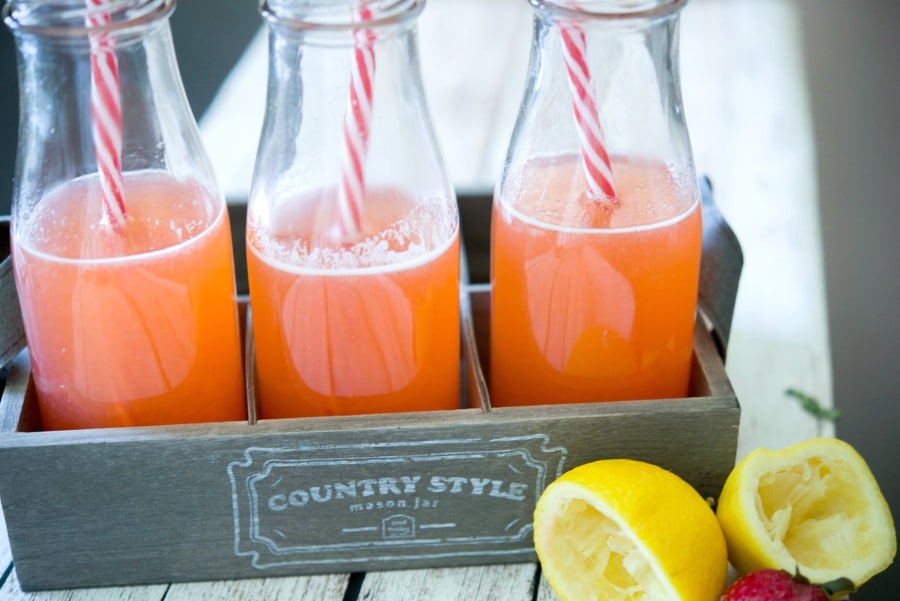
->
(248, 0, 460, 418)
(5, 0, 246, 429)
(490, 0, 702, 406)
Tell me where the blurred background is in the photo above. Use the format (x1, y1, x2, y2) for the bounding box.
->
(795, 3, 899, 597)
(0, 0, 897, 597)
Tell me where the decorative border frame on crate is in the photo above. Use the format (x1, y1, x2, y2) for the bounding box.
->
(0, 180, 742, 591)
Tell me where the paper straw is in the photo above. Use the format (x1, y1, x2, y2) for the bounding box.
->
(86, 0, 127, 230)
(559, 18, 618, 203)
(336, 4, 377, 240)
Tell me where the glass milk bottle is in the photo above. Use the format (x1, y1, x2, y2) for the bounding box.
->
(490, 0, 702, 406)
(5, 0, 246, 429)
(248, 0, 460, 418)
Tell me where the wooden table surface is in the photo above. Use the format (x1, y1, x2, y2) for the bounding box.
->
(0, 0, 835, 598)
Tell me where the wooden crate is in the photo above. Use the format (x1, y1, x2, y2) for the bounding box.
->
(0, 194, 740, 591)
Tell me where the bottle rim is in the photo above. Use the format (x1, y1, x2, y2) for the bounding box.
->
(3, 0, 174, 37)
(260, 0, 424, 32)
(529, 0, 686, 21)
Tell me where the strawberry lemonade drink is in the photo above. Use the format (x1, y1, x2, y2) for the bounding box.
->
(247, 186, 460, 418)
(490, 155, 702, 406)
(12, 172, 246, 429)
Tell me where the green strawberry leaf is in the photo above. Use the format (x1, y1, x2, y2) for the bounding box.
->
(821, 576, 856, 598)
(785, 388, 842, 422)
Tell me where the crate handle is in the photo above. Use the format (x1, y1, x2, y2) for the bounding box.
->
(698, 176, 743, 361)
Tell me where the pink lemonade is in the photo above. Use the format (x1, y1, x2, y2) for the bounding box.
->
(12, 172, 246, 430)
(490, 155, 702, 406)
(247, 186, 460, 418)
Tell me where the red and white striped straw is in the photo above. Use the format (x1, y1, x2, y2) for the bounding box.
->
(336, 4, 377, 240)
(559, 19, 618, 204)
(86, 0, 127, 230)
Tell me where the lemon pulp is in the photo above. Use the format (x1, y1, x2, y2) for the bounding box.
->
(550, 496, 669, 600)
(758, 455, 880, 573)
(534, 459, 727, 601)
(717, 437, 896, 588)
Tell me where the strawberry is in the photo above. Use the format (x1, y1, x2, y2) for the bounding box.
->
(721, 569, 852, 601)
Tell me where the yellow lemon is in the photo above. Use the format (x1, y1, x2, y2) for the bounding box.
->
(533, 458, 728, 601)
(716, 437, 896, 589)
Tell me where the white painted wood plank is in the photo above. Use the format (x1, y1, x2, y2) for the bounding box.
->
(680, 0, 834, 458)
(358, 563, 537, 601)
(0, 569, 167, 601)
(419, 0, 532, 189)
(1, 500, 11, 577)
(535, 573, 558, 601)
(164, 574, 350, 601)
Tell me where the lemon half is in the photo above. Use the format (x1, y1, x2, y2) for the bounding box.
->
(716, 437, 896, 588)
(533, 458, 728, 601)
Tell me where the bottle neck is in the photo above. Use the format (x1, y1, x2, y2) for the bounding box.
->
(4, 0, 174, 38)
(529, 0, 686, 19)
(7, 0, 215, 209)
(261, 0, 423, 40)
(532, 0, 686, 73)
(252, 0, 453, 226)
(513, 0, 694, 186)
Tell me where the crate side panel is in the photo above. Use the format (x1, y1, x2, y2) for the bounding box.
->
(0, 397, 737, 590)
(0, 435, 254, 590)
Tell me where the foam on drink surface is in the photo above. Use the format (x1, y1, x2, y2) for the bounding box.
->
(499, 154, 698, 233)
(248, 185, 458, 274)
(17, 171, 221, 262)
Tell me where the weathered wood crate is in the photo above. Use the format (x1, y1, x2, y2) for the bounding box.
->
(0, 187, 741, 591)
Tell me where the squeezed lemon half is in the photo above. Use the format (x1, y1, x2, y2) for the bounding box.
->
(716, 437, 896, 588)
(533, 458, 728, 601)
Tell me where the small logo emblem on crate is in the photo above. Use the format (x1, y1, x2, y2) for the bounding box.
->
(382, 514, 415, 539)
(227, 434, 567, 569)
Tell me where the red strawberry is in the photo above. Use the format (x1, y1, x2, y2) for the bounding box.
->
(721, 569, 830, 600)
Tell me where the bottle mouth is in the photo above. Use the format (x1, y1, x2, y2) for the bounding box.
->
(4, 0, 174, 36)
(260, 0, 424, 32)
(530, 0, 686, 20)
